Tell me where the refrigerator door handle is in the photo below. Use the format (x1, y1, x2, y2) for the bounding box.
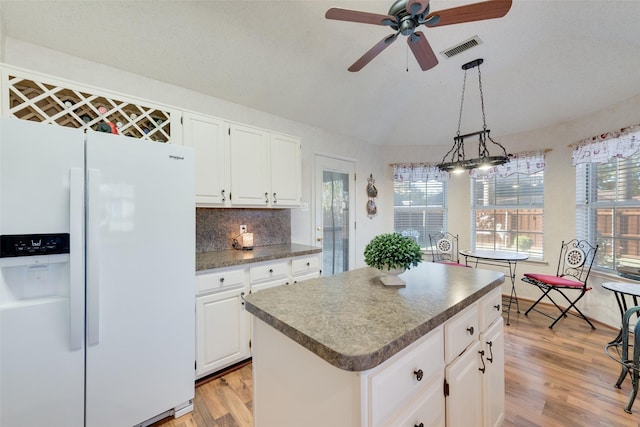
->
(86, 168, 101, 346)
(69, 168, 85, 351)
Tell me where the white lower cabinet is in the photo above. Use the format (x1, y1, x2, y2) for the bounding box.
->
(195, 253, 322, 379)
(445, 340, 483, 426)
(365, 327, 445, 427)
(251, 285, 504, 427)
(480, 318, 505, 427)
(291, 254, 322, 283)
(445, 287, 505, 427)
(195, 286, 249, 378)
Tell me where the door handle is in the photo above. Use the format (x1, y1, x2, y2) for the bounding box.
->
(86, 168, 101, 346)
(69, 168, 84, 351)
(316, 237, 323, 242)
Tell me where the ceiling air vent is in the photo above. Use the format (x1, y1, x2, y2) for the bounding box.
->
(440, 36, 482, 59)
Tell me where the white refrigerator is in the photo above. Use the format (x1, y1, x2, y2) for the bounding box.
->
(0, 118, 195, 427)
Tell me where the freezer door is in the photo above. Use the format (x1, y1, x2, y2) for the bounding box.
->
(84, 131, 195, 427)
(0, 118, 85, 427)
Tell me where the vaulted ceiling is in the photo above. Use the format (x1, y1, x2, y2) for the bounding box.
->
(1, 1, 639, 146)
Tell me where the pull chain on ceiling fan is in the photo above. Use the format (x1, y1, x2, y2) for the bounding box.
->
(325, 0, 512, 72)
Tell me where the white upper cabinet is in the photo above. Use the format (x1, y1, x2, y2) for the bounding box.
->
(270, 132, 302, 207)
(229, 123, 271, 206)
(229, 123, 301, 207)
(182, 112, 229, 206)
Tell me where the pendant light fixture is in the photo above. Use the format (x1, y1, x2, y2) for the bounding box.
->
(437, 58, 510, 173)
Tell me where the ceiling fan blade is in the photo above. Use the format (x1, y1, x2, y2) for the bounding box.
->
(325, 8, 396, 26)
(407, 31, 438, 71)
(407, 0, 430, 17)
(348, 34, 398, 72)
(425, 0, 512, 27)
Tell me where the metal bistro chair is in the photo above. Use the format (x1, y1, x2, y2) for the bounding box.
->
(605, 306, 640, 414)
(429, 232, 467, 267)
(521, 239, 598, 329)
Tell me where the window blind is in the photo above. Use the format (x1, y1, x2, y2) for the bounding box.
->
(471, 171, 545, 259)
(393, 179, 447, 250)
(576, 153, 640, 271)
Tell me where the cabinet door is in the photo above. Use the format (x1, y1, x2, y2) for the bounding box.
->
(182, 112, 229, 206)
(481, 317, 505, 427)
(229, 123, 270, 206)
(269, 132, 301, 207)
(445, 340, 483, 427)
(195, 288, 249, 378)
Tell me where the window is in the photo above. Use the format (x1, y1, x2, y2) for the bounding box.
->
(574, 125, 640, 272)
(470, 152, 546, 259)
(576, 153, 640, 272)
(393, 165, 448, 250)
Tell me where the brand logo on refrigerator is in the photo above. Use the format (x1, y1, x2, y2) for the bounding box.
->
(169, 155, 185, 160)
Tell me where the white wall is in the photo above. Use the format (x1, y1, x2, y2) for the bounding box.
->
(383, 93, 640, 328)
(5, 38, 640, 327)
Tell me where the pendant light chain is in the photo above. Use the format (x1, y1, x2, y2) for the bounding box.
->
(456, 69, 468, 137)
(478, 63, 487, 131)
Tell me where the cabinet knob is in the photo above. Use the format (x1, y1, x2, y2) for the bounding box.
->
(269, 268, 273, 273)
(306, 262, 310, 266)
(467, 326, 474, 336)
(413, 369, 423, 381)
(494, 304, 501, 311)
(219, 277, 224, 283)
(415, 424, 424, 427)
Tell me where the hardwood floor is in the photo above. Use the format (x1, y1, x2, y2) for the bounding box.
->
(154, 308, 640, 427)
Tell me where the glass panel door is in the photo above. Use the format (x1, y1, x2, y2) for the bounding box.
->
(315, 156, 355, 275)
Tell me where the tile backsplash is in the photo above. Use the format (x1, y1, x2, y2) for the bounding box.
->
(196, 208, 291, 253)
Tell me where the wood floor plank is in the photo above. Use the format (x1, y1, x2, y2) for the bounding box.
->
(154, 308, 640, 426)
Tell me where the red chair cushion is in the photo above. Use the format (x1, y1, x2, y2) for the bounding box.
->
(524, 273, 584, 288)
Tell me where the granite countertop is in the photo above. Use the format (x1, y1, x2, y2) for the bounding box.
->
(196, 243, 321, 271)
(244, 262, 504, 372)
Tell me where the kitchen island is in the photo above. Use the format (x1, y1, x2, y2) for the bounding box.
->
(244, 262, 505, 427)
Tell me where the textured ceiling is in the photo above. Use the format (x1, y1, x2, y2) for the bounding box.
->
(1, 0, 639, 146)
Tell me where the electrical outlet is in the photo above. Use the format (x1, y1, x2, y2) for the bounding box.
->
(240, 225, 247, 234)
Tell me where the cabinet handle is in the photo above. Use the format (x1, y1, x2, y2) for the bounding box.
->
(494, 303, 501, 311)
(479, 350, 486, 373)
(415, 424, 424, 427)
(240, 291, 245, 306)
(221, 189, 226, 202)
(486, 340, 494, 363)
(265, 192, 269, 204)
(467, 326, 474, 336)
(413, 369, 423, 381)
(273, 192, 277, 204)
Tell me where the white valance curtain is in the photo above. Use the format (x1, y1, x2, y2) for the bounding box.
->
(469, 151, 547, 179)
(392, 163, 449, 182)
(571, 124, 640, 165)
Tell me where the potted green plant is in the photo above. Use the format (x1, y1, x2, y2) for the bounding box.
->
(364, 233, 423, 286)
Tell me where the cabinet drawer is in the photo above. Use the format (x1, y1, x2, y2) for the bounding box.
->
(479, 287, 502, 332)
(196, 268, 245, 295)
(251, 278, 289, 293)
(291, 255, 321, 276)
(386, 378, 445, 427)
(444, 304, 479, 364)
(368, 327, 443, 427)
(250, 261, 289, 283)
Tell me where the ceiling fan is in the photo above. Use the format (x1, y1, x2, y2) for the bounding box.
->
(325, 0, 512, 72)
